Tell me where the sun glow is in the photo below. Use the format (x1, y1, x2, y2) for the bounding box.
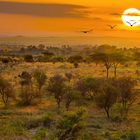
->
(122, 8, 140, 27)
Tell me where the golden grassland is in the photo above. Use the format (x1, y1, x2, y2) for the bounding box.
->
(0, 62, 140, 140)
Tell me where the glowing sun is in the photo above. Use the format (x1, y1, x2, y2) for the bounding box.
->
(122, 8, 140, 27)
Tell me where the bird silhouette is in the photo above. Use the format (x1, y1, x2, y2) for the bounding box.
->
(126, 21, 137, 27)
(80, 29, 93, 34)
(107, 25, 117, 29)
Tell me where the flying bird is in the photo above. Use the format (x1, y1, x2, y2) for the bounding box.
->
(126, 21, 137, 27)
(79, 29, 93, 34)
(107, 25, 117, 29)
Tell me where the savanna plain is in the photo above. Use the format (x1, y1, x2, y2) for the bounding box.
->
(0, 43, 140, 140)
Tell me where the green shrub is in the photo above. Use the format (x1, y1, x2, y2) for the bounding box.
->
(0, 119, 29, 139)
(34, 128, 48, 140)
(25, 114, 54, 129)
(111, 115, 123, 123)
(56, 109, 87, 140)
(24, 55, 34, 62)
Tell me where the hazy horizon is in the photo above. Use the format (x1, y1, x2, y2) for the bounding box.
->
(0, 36, 140, 48)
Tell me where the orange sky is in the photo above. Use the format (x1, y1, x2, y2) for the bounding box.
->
(0, 0, 140, 37)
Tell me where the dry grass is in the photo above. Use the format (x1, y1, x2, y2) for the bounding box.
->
(0, 62, 140, 139)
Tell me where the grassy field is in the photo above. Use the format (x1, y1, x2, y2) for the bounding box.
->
(0, 62, 140, 140)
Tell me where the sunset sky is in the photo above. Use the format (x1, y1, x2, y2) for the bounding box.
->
(0, 0, 140, 37)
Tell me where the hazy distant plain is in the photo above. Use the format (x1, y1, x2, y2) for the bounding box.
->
(0, 36, 140, 48)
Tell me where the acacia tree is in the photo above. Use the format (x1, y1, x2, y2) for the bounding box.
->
(0, 77, 14, 107)
(19, 71, 32, 87)
(24, 55, 34, 62)
(33, 69, 47, 97)
(116, 77, 137, 116)
(64, 85, 81, 111)
(90, 52, 113, 78)
(67, 55, 83, 68)
(18, 71, 35, 105)
(65, 72, 73, 82)
(76, 77, 100, 99)
(48, 74, 66, 110)
(111, 52, 127, 78)
(95, 80, 118, 118)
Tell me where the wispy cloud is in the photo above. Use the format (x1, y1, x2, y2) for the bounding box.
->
(123, 13, 140, 16)
(110, 12, 121, 17)
(0, 1, 90, 18)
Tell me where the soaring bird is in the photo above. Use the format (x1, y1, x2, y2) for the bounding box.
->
(107, 25, 117, 29)
(126, 21, 137, 27)
(80, 29, 93, 34)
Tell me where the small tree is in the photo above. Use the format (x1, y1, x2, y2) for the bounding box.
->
(64, 85, 81, 111)
(24, 55, 34, 62)
(33, 69, 47, 97)
(48, 74, 66, 110)
(68, 55, 83, 68)
(1, 57, 11, 64)
(111, 52, 126, 78)
(51, 56, 64, 64)
(65, 72, 73, 82)
(74, 62, 79, 68)
(18, 71, 35, 105)
(19, 86, 36, 105)
(95, 80, 118, 118)
(0, 77, 14, 107)
(19, 71, 32, 87)
(116, 77, 137, 116)
(90, 52, 113, 78)
(67, 55, 83, 64)
(76, 77, 100, 98)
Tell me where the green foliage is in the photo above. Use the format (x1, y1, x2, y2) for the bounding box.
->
(37, 55, 51, 62)
(51, 56, 64, 63)
(90, 52, 113, 78)
(24, 55, 34, 62)
(111, 52, 127, 77)
(0, 119, 29, 140)
(56, 109, 87, 140)
(33, 69, 47, 97)
(76, 77, 100, 98)
(33, 128, 49, 140)
(1, 57, 12, 64)
(24, 114, 54, 129)
(68, 55, 83, 63)
(95, 79, 118, 118)
(19, 71, 32, 86)
(18, 71, 36, 105)
(90, 47, 128, 78)
(65, 72, 73, 82)
(42, 51, 54, 56)
(116, 77, 137, 116)
(127, 132, 138, 140)
(73, 62, 79, 68)
(19, 86, 36, 106)
(0, 76, 14, 107)
(110, 115, 123, 123)
(64, 85, 81, 111)
(37, 51, 55, 62)
(48, 74, 66, 110)
(121, 132, 139, 140)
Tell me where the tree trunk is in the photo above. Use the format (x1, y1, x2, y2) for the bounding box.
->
(65, 99, 72, 111)
(2, 94, 8, 107)
(57, 98, 61, 111)
(106, 68, 109, 79)
(66, 103, 70, 111)
(105, 108, 110, 118)
(114, 66, 117, 78)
